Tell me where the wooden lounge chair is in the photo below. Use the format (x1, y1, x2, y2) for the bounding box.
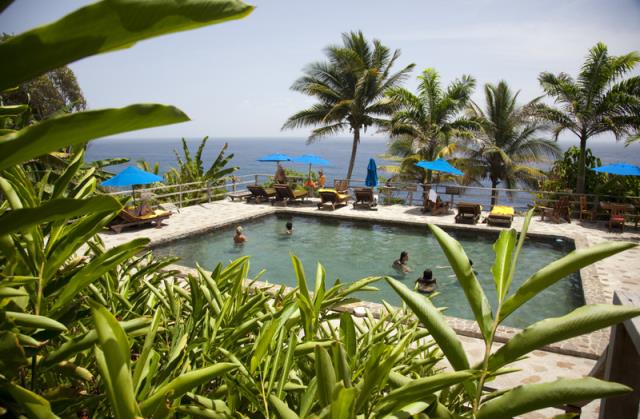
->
(317, 188, 350, 210)
(608, 204, 626, 232)
(353, 187, 378, 210)
(334, 179, 349, 194)
(455, 202, 482, 224)
(274, 184, 308, 206)
(487, 205, 514, 228)
(539, 196, 571, 223)
(422, 189, 449, 215)
(247, 185, 276, 204)
(109, 207, 171, 233)
(578, 195, 594, 221)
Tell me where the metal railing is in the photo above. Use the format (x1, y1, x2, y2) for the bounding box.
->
(103, 174, 640, 220)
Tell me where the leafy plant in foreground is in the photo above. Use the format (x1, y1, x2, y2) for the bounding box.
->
(384, 209, 639, 417)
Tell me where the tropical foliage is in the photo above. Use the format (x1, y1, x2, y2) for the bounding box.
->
(164, 136, 237, 185)
(539, 146, 605, 196)
(1, 0, 639, 417)
(383, 68, 476, 183)
(0, 36, 86, 124)
(462, 81, 561, 205)
(282, 31, 415, 180)
(535, 42, 640, 194)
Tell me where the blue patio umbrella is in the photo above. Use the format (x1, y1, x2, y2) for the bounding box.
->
(415, 158, 463, 176)
(101, 166, 163, 204)
(365, 158, 378, 187)
(292, 154, 330, 185)
(591, 163, 640, 176)
(257, 153, 292, 162)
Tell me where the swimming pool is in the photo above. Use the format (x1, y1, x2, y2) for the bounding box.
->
(153, 214, 584, 329)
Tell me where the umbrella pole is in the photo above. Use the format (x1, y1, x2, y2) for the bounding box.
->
(308, 163, 312, 185)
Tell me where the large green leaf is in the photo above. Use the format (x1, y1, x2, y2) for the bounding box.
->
(91, 302, 142, 419)
(0, 105, 189, 170)
(5, 311, 67, 331)
(476, 378, 630, 419)
(0, 0, 254, 91)
(491, 229, 516, 303)
(386, 277, 469, 371)
(428, 224, 493, 341)
(379, 371, 476, 412)
(269, 395, 300, 419)
(488, 304, 640, 371)
(139, 363, 237, 416)
(50, 238, 150, 314)
(315, 344, 337, 407)
(499, 241, 637, 321)
(6, 382, 59, 419)
(0, 195, 121, 237)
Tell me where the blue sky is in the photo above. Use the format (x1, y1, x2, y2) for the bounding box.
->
(2, 0, 640, 141)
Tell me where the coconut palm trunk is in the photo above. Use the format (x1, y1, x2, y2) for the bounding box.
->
(490, 177, 499, 206)
(346, 128, 360, 180)
(576, 134, 588, 194)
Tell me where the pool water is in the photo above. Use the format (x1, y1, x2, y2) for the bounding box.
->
(153, 215, 584, 329)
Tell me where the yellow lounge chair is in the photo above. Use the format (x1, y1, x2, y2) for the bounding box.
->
(109, 206, 171, 233)
(274, 184, 308, 206)
(487, 205, 514, 228)
(317, 188, 350, 210)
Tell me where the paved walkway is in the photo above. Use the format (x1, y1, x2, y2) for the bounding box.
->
(99, 199, 640, 418)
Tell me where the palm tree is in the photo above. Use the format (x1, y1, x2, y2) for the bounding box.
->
(384, 68, 476, 183)
(282, 31, 415, 180)
(463, 81, 560, 206)
(535, 43, 640, 194)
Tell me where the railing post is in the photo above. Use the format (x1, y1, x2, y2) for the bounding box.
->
(254, 174, 259, 185)
(232, 177, 237, 192)
(178, 184, 183, 209)
(207, 181, 212, 203)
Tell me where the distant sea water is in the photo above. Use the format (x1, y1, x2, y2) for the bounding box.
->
(86, 136, 640, 208)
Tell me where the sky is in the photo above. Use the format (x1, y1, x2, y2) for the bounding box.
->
(2, 0, 640, 141)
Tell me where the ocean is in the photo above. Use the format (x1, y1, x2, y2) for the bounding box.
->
(86, 136, 640, 208)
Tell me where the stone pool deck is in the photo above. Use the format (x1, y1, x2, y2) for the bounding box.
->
(99, 199, 640, 418)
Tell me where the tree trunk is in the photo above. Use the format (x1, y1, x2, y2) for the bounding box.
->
(490, 178, 499, 206)
(346, 128, 360, 181)
(576, 134, 588, 194)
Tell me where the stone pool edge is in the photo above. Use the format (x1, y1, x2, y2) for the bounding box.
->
(145, 207, 606, 359)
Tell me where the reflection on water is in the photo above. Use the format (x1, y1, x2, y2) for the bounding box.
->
(153, 215, 584, 329)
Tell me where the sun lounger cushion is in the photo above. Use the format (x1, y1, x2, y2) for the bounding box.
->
(490, 206, 514, 216)
(317, 188, 349, 201)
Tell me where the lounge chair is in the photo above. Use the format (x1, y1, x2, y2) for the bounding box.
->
(109, 206, 171, 233)
(334, 179, 349, 194)
(274, 184, 308, 206)
(487, 205, 514, 228)
(353, 187, 378, 210)
(539, 196, 571, 223)
(422, 189, 450, 215)
(455, 202, 482, 224)
(247, 185, 276, 204)
(578, 195, 594, 221)
(608, 204, 626, 232)
(317, 188, 350, 210)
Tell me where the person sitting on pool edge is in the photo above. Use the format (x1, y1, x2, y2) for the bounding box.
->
(233, 226, 247, 244)
(416, 269, 437, 294)
(392, 251, 411, 273)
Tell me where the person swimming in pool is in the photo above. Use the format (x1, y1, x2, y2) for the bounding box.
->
(393, 251, 412, 273)
(284, 221, 294, 235)
(233, 226, 247, 244)
(416, 269, 437, 294)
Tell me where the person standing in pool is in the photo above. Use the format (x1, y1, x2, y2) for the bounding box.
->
(284, 221, 294, 235)
(393, 251, 412, 273)
(234, 226, 247, 244)
(416, 269, 437, 294)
